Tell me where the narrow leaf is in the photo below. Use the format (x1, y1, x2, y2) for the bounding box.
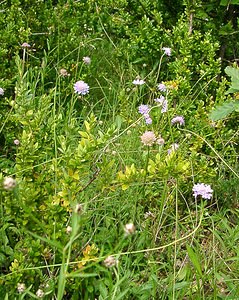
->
(186, 245, 203, 277)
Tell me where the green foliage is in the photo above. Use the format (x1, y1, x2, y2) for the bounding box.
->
(210, 66, 239, 120)
(0, 0, 238, 299)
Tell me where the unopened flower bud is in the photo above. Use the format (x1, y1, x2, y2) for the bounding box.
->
(124, 223, 136, 235)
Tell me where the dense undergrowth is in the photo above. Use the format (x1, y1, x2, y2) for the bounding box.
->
(0, 1, 239, 299)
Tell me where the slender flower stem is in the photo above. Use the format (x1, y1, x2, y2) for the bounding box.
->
(142, 146, 150, 197)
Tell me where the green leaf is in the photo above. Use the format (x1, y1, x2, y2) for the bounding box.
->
(186, 245, 203, 277)
(66, 272, 98, 278)
(209, 101, 237, 121)
(220, 0, 239, 5)
(225, 66, 239, 93)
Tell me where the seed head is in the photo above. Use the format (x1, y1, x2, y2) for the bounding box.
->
(103, 255, 118, 268)
(140, 131, 156, 146)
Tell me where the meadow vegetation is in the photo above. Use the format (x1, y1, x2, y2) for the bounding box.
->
(0, 0, 239, 299)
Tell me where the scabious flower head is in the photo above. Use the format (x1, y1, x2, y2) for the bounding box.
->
(124, 223, 136, 235)
(59, 68, 70, 77)
(158, 83, 167, 92)
(162, 47, 171, 56)
(74, 80, 89, 95)
(141, 131, 156, 146)
(3, 177, 17, 191)
(145, 116, 152, 125)
(0, 88, 4, 96)
(138, 104, 150, 115)
(171, 116, 185, 126)
(192, 183, 213, 199)
(167, 143, 179, 155)
(21, 42, 31, 48)
(154, 96, 168, 113)
(104, 255, 118, 268)
(17, 283, 26, 293)
(133, 78, 145, 85)
(156, 137, 165, 145)
(83, 56, 91, 65)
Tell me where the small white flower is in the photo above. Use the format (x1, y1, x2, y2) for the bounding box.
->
(162, 47, 171, 56)
(83, 56, 91, 65)
(21, 42, 31, 48)
(66, 226, 72, 234)
(0, 88, 4, 96)
(3, 177, 17, 191)
(14, 139, 20, 145)
(17, 283, 26, 293)
(156, 137, 165, 145)
(124, 223, 136, 235)
(36, 289, 44, 298)
(133, 78, 145, 85)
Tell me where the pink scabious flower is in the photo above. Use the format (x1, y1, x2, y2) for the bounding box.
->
(83, 56, 91, 65)
(133, 78, 145, 85)
(162, 47, 171, 56)
(154, 96, 168, 113)
(145, 116, 152, 125)
(21, 42, 31, 48)
(141, 131, 156, 146)
(14, 139, 20, 145)
(74, 80, 89, 95)
(167, 143, 179, 155)
(158, 83, 167, 92)
(171, 116, 185, 126)
(0, 88, 4, 96)
(192, 183, 213, 199)
(138, 104, 150, 115)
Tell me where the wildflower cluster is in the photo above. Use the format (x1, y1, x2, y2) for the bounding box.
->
(141, 131, 164, 147)
(138, 104, 152, 124)
(171, 116, 185, 126)
(74, 80, 89, 95)
(132, 78, 145, 85)
(193, 183, 213, 199)
(154, 96, 168, 113)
